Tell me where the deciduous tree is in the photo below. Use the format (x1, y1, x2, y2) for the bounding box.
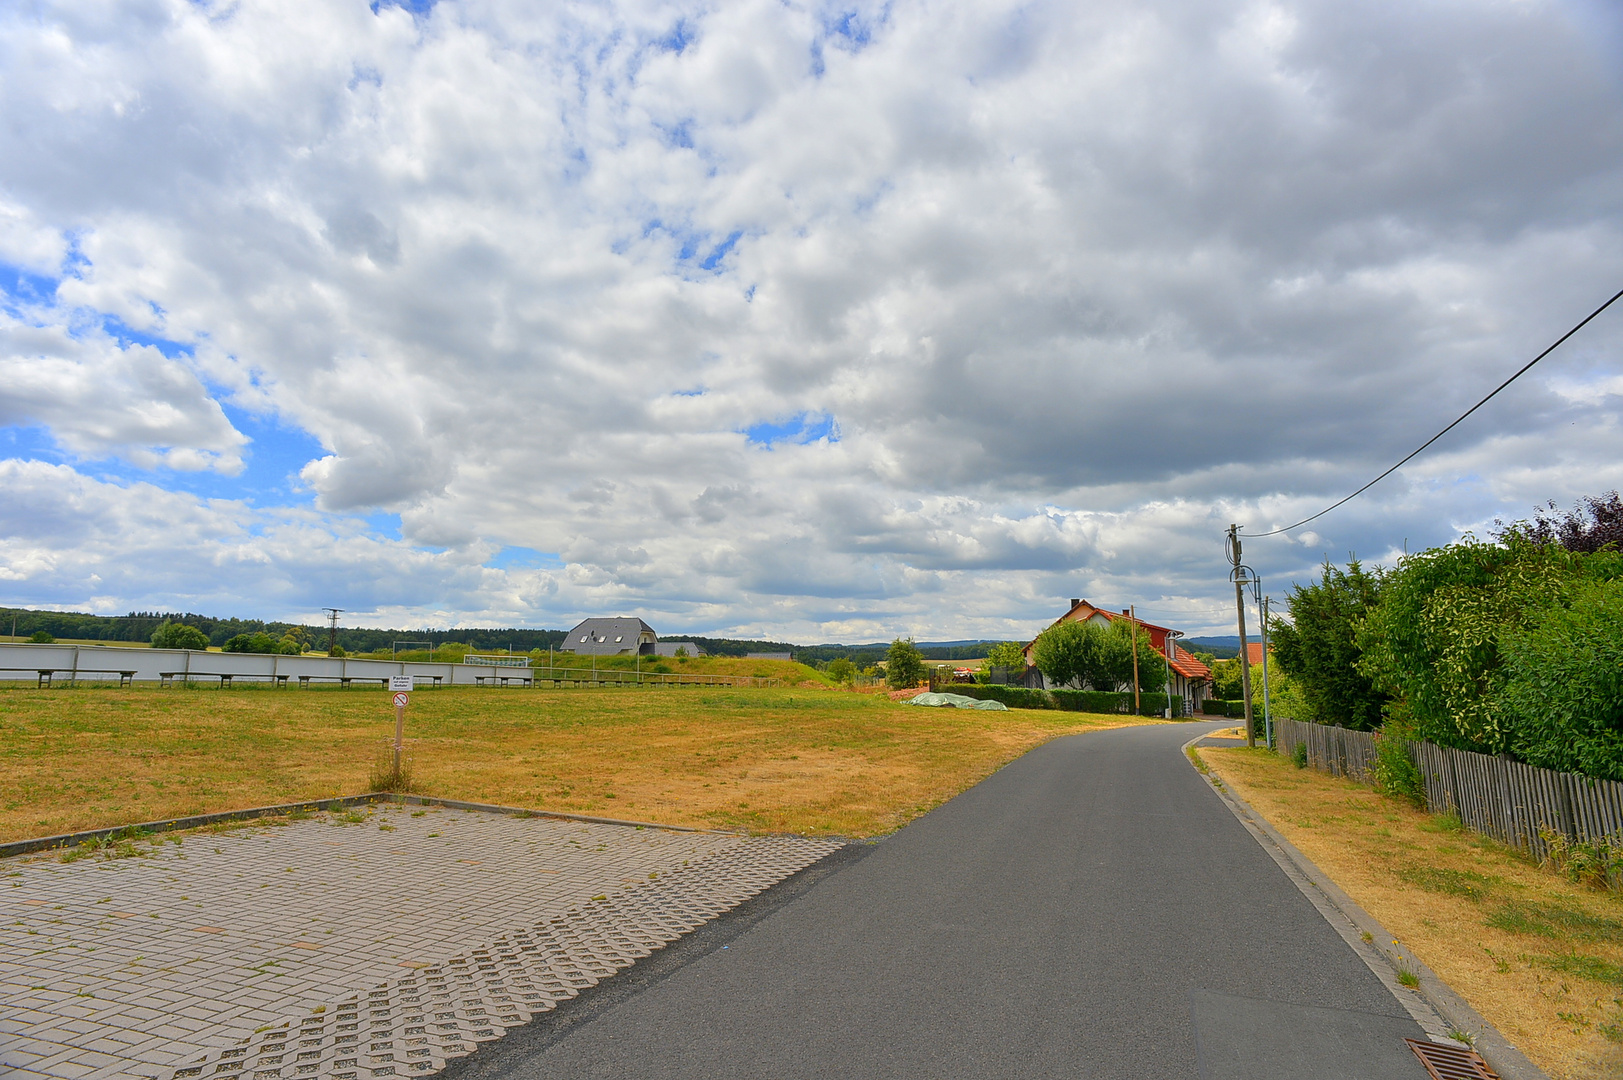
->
(884, 638, 926, 689)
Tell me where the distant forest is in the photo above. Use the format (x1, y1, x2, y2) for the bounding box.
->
(0, 606, 1000, 659)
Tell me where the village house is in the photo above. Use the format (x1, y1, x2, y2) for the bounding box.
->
(1021, 598, 1212, 714)
(558, 617, 658, 656)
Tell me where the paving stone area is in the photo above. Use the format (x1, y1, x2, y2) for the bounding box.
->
(0, 805, 843, 1080)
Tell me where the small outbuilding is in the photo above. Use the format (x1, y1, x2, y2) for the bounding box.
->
(653, 641, 706, 657)
(559, 617, 657, 656)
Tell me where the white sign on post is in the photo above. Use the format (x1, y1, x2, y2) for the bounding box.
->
(389, 675, 413, 692)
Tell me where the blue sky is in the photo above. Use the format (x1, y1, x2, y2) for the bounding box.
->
(1, 0, 1622, 642)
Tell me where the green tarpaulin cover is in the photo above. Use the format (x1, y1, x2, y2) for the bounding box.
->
(901, 692, 1009, 710)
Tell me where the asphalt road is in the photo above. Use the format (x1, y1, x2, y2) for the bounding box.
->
(450, 721, 1428, 1079)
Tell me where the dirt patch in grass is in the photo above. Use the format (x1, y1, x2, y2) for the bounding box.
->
(0, 685, 1159, 842)
(1201, 745, 1623, 1080)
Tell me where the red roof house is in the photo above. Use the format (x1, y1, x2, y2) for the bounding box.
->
(1021, 599, 1212, 712)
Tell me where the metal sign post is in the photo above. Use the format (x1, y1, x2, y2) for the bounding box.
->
(389, 675, 412, 778)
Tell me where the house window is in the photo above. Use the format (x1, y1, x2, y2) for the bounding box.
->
(614, 636, 623, 642)
(579, 636, 587, 642)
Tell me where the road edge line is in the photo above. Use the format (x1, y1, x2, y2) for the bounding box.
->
(1183, 735, 1550, 1080)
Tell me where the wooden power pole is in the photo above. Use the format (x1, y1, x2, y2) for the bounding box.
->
(1129, 605, 1141, 715)
(1226, 525, 1256, 748)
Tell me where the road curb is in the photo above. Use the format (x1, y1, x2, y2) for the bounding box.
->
(1184, 736, 1550, 1080)
(0, 793, 741, 860)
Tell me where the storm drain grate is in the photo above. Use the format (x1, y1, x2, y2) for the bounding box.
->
(1405, 1038, 1501, 1080)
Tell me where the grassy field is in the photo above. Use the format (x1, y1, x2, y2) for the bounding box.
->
(1201, 745, 1623, 1080)
(0, 685, 1159, 842)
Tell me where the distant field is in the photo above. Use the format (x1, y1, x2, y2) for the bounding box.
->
(0, 685, 1161, 842)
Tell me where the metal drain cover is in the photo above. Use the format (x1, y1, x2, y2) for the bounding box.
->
(1405, 1038, 1501, 1080)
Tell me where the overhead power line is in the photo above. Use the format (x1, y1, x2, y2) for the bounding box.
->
(1245, 286, 1623, 538)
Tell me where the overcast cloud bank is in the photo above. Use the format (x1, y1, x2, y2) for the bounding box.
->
(2, 0, 1622, 640)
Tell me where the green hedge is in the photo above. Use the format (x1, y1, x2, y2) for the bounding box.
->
(952, 685, 1057, 709)
(1200, 698, 1249, 718)
(952, 686, 1180, 716)
(1050, 689, 1129, 713)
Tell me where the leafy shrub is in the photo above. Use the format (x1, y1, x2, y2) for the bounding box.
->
(1498, 574, 1623, 779)
(985, 641, 1028, 673)
(27, 630, 54, 643)
(151, 620, 209, 650)
(1291, 742, 1308, 768)
(1372, 730, 1424, 804)
(1357, 534, 1623, 778)
(223, 632, 281, 654)
(825, 657, 857, 684)
(1538, 831, 1623, 893)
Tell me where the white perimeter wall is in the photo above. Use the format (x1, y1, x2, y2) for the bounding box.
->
(0, 643, 527, 685)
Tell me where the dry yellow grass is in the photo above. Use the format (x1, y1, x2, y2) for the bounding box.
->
(1202, 745, 1623, 1080)
(0, 685, 1157, 841)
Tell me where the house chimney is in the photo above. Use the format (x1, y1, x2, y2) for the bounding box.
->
(1069, 598, 1080, 607)
(1121, 609, 1130, 616)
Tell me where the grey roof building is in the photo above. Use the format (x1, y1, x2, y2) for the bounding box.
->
(653, 641, 706, 657)
(560, 618, 657, 656)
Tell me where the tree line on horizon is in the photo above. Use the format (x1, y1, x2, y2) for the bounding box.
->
(0, 606, 1006, 661)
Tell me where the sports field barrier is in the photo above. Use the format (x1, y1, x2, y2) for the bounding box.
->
(1273, 716, 1623, 863)
(0, 642, 781, 689)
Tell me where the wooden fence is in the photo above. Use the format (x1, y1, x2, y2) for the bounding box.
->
(1273, 717, 1623, 861)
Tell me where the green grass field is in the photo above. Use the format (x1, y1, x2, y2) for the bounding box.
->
(0, 684, 1161, 842)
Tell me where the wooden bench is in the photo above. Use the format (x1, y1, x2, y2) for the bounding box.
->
(2, 668, 137, 688)
(473, 674, 533, 687)
(160, 672, 292, 688)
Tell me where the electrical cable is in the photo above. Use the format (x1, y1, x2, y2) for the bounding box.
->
(1244, 286, 1623, 537)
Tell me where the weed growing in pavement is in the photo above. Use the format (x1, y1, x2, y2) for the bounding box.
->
(1390, 941, 1422, 988)
(59, 827, 153, 863)
(333, 810, 368, 825)
(1447, 1026, 1476, 1046)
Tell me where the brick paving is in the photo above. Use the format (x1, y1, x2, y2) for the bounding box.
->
(0, 805, 842, 1080)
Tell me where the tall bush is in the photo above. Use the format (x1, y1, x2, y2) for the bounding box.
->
(885, 637, 926, 689)
(1497, 573, 1623, 778)
(151, 621, 209, 650)
(1269, 558, 1386, 729)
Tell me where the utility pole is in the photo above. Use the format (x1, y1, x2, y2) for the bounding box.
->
(1259, 594, 1274, 749)
(323, 608, 344, 655)
(1226, 525, 1256, 748)
(1129, 605, 1141, 715)
(1164, 631, 1179, 719)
